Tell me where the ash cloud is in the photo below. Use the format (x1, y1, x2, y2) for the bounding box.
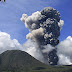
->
(58, 20, 64, 30)
(21, 7, 62, 47)
(1, 31, 72, 65)
(21, 7, 64, 65)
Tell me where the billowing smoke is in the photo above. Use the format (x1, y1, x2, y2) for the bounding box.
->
(21, 7, 64, 65)
(21, 7, 61, 46)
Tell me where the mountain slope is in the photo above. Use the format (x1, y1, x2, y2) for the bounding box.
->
(0, 50, 48, 72)
(0, 50, 45, 67)
(0, 50, 72, 72)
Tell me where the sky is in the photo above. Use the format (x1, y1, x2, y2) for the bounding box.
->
(0, 0, 72, 44)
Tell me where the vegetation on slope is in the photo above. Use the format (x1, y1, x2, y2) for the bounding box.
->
(0, 50, 72, 72)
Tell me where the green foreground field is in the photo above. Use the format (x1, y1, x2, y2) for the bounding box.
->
(0, 50, 72, 72)
(0, 65, 72, 72)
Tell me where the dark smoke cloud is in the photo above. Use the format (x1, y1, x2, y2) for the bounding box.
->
(21, 7, 64, 65)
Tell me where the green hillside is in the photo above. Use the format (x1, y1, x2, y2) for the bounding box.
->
(0, 50, 72, 72)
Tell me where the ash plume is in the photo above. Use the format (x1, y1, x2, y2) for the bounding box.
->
(21, 7, 64, 65)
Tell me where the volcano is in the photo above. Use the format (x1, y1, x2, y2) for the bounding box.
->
(0, 50, 72, 72)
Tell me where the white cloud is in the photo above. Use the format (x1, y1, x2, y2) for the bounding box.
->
(23, 39, 45, 63)
(1, 31, 72, 65)
(0, 32, 44, 63)
(0, 32, 22, 54)
(58, 54, 72, 65)
(57, 36, 72, 65)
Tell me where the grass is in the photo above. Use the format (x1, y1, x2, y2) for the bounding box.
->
(0, 50, 72, 72)
(0, 65, 72, 72)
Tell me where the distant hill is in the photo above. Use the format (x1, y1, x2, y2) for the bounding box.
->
(0, 50, 72, 72)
